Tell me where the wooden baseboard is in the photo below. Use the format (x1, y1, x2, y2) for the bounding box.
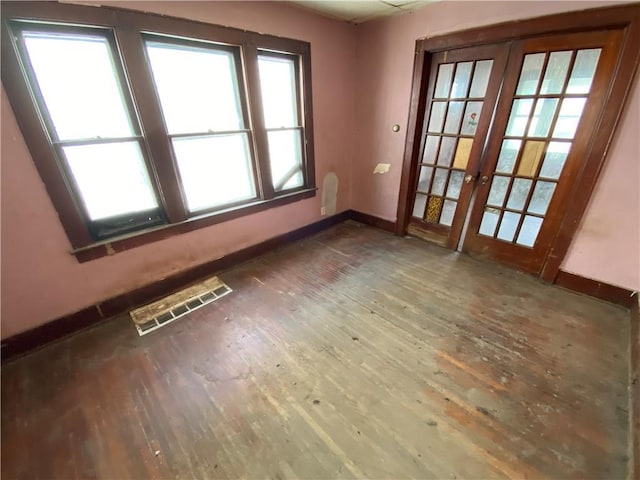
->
(350, 210, 396, 233)
(1, 210, 397, 362)
(630, 297, 640, 480)
(554, 270, 637, 308)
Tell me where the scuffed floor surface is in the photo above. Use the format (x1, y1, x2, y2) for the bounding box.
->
(1, 221, 631, 479)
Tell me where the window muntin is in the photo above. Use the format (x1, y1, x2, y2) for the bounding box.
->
(145, 37, 257, 213)
(258, 53, 305, 191)
(17, 26, 162, 231)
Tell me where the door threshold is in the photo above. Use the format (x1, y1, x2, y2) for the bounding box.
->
(407, 224, 448, 248)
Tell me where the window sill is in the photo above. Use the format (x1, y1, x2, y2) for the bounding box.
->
(72, 188, 317, 263)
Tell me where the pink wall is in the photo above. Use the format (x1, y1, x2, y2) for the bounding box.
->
(0, 1, 356, 338)
(352, 0, 640, 291)
(561, 79, 639, 290)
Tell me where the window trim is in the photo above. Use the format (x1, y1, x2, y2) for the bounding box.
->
(1, 1, 316, 261)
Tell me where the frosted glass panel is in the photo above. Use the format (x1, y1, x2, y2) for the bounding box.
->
(540, 51, 572, 94)
(496, 139, 522, 174)
(413, 193, 427, 218)
(527, 98, 558, 137)
(469, 60, 493, 98)
(417, 166, 433, 191)
(440, 200, 457, 227)
(506, 99, 534, 137)
(446, 171, 464, 199)
(258, 55, 299, 129)
(423, 136, 440, 164)
(444, 101, 464, 134)
(528, 181, 556, 215)
(63, 142, 157, 220)
(516, 216, 543, 247)
(146, 40, 243, 134)
(487, 176, 509, 207)
(434, 63, 454, 98)
(540, 142, 570, 179)
(567, 49, 601, 94)
(552, 98, 586, 139)
(431, 169, 448, 196)
(479, 208, 500, 237)
(451, 62, 473, 98)
(428, 102, 447, 133)
(172, 134, 255, 212)
(24, 32, 133, 141)
(516, 53, 545, 95)
(437, 137, 456, 167)
(497, 212, 521, 242)
(460, 101, 483, 136)
(506, 178, 533, 211)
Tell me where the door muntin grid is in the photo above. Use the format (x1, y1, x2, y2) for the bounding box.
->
(477, 48, 601, 247)
(412, 59, 494, 226)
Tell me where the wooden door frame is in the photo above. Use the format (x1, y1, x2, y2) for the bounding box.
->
(396, 3, 640, 283)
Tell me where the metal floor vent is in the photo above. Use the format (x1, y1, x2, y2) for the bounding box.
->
(130, 276, 232, 336)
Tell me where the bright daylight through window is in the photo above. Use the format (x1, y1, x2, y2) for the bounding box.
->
(258, 54, 305, 191)
(22, 31, 161, 227)
(145, 38, 256, 213)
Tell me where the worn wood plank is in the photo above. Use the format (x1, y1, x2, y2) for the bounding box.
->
(1, 221, 630, 479)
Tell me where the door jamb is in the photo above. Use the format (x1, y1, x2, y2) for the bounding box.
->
(396, 3, 640, 283)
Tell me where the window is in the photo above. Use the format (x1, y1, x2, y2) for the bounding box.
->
(1, 3, 315, 259)
(258, 53, 305, 191)
(17, 26, 165, 239)
(144, 37, 255, 212)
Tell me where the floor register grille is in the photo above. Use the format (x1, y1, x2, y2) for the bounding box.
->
(130, 276, 232, 336)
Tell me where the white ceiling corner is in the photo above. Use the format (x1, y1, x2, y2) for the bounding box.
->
(288, 0, 437, 24)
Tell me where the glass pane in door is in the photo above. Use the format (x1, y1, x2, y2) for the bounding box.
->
(412, 59, 494, 225)
(476, 48, 601, 247)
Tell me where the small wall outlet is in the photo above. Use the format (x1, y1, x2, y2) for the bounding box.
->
(321, 206, 326, 215)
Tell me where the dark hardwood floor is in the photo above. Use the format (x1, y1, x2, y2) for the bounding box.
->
(1, 221, 631, 479)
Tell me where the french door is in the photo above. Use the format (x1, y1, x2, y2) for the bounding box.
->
(408, 29, 624, 274)
(408, 44, 508, 248)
